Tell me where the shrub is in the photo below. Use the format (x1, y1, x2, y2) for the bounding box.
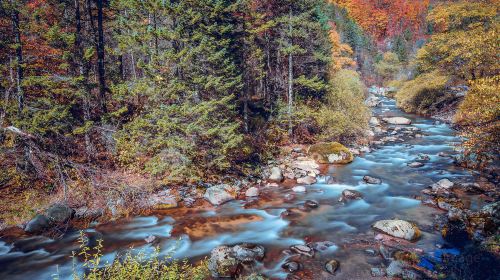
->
(72, 233, 209, 280)
(374, 52, 402, 81)
(395, 70, 450, 114)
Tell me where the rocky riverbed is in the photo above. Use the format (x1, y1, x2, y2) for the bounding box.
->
(0, 89, 498, 279)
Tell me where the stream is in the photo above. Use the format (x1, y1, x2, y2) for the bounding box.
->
(0, 94, 485, 279)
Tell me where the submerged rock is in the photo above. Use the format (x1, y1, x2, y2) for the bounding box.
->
(308, 142, 353, 164)
(339, 189, 363, 202)
(290, 244, 314, 257)
(282, 261, 301, 273)
(373, 219, 421, 241)
(325, 259, 340, 274)
(383, 117, 412, 125)
(363, 175, 382, 184)
(204, 184, 236, 206)
(408, 162, 425, 168)
(292, 186, 306, 193)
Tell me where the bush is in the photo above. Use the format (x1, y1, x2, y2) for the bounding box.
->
(374, 52, 402, 81)
(395, 70, 450, 114)
(455, 75, 500, 165)
(72, 233, 209, 280)
(284, 69, 369, 142)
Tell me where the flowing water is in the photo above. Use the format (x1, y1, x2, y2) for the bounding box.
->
(0, 95, 482, 279)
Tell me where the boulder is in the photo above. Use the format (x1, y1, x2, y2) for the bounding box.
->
(282, 261, 301, 273)
(308, 142, 353, 164)
(208, 246, 239, 278)
(292, 186, 306, 193)
(383, 117, 412, 125)
(290, 244, 314, 257)
(268, 167, 283, 182)
(297, 176, 316, 185)
(365, 95, 381, 107)
(24, 214, 50, 234)
(147, 190, 179, 209)
(372, 220, 421, 241)
(339, 189, 363, 202)
(232, 243, 265, 263)
(407, 162, 425, 168)
(204, 184, 236, 206)
(324, 259, 340, 274)
(304, 200, 319, 209)
(45, 203, 74, 223)
(292, 160, 319, 173)
(369, 117, 380, 126)
(363, 175, 382, 184)
(431, 179, 454, 192)
(245, 187, 260, 197)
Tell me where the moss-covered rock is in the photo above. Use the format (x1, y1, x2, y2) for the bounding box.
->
(308, 142, 353, 164)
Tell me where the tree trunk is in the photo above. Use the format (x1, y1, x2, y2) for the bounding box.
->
(287, 9, 293, 136)
(11, 5, 23, 116)
(96, 0, 106, 113)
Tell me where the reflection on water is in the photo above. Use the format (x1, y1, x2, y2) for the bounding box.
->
(0, 96, 477, 279)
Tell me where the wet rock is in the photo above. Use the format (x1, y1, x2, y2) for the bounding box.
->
(417, 153, 431, 161)
(284, 193, 296, 201)
(372, 219, 421, 241)
(290, 244, 314, 257)
(308, 142, 353, 164)
(438, 152, 449, 157)
(204, 184, 236, 206)
(379, 245, 393, 260)
(383, 117, 412, 125)
(245, 187, 260, 197)
(232, 243, 265, 262)
(144, 235, 156, 243)
(371, 267, 387, 277)
(431, 178, 454, 192)
(364, 249, 376, 255)
(386, 260, 419, 279)
(304, 200, 319, 209)
(363, 175, 382, 184)
(325, 259, 340, 274)
(407, 162, 425, 168)
(282, 261, 301, 273)
(308, 241, 335, 251)
(369, 117, 381, 126)
(208, 246, 239, 278)
(148, 190, 179, 209)
(183, 197, 196, 207)
(24, 214, 50, 234)
(74, 207, 103, 221)
(297, 176, 316, 185)
(269, 167, 283, 182)
(292, 186, 306, 193)
(266, 182, 279, 187)
(448, 207, 466, 222)
(292, 160, 320, 173)
(339, 189, 363, 202)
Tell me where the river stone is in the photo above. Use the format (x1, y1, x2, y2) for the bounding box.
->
(144, 235, 156, 243)
(383, 117, 412, 125)
(290, 244, 314, 257)
(292, 160, 320, 173)
(369, 117, 380, 126)
(282, 261, 301, 273)
(269, 167, 283, 182)
(325, 259, 340, 274)
(232, 243, 265, 262)
(407, 162, 425, 168)
(208, 245, 240, 278)
(148, 190, 179, 210)
(431, 178, 454, 192)
(304, 200, 319, 209)
(371, 267, 387, 277)
(292, 186, 306, 193)
(372, 219, 421, 241)
(308, 142, 353, 164)
(339, 189, 363, 202)
(24, 214, 50, 234)
(363, 175, 382, 184)
(297, 176, 316, 185)
(245, 187, 260, 197)
(365, 95, 381, 107)
(204, 184, 236, 206)
(46, 203, 74, 223)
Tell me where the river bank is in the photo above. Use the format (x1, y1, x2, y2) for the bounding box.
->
(1, 90, 499, 279)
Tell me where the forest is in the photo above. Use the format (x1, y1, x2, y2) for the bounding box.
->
(0, 0, 499, 279)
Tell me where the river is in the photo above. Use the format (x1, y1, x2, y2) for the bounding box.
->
(0, 94, 484, 279)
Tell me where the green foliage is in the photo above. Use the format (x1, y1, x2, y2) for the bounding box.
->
(72, 232, 209, 280)
(395, 70, 450, 114)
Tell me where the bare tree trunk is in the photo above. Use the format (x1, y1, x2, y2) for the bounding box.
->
(96, 0, 106, 113)
(11, 4, 23, 116)
(75, 0, 95, 160)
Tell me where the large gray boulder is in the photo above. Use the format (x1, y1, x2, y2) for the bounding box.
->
(373, 219, 421, 241)
(204, 184, 236, 206)
(383, 117, 412, 125)
(208, 244, 265, 278)
(46, 203, 74, 223)
(24, 214, 50, 234)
